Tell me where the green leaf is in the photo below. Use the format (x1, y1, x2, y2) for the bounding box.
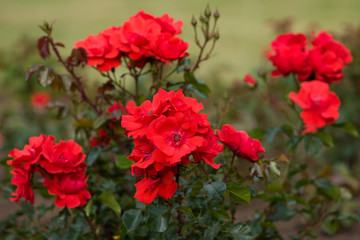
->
(202, 181, 226, 199)
(86, 147, 101, 166)
(227, 223, 253, 240)
(98, 191, 121, 215)
(20, 201, 35, 219)
(85, 199, 94, 217)
(334, 122, 359, 137)
(226, 182, 251, 204)
(266, 126, 281, 143)
(177, 206, 195, 219)
(204, 225, 221, 240)
(190, 178, 204, 197)
(321, 216, 339, 235)
(269, 202, 296, 221)
(148, 205, 170, 233)
(115, 155, 133, 169)
(315, 132, 334, 147)
(314, 178, 340, 200)
(304, 135, 322, 155)
(265, 183, 283, 193)
(184, 72, 210, 97)
(93, 115, 107, 129)
(122, 209, 142, 231)
(248, 128, 265, 140)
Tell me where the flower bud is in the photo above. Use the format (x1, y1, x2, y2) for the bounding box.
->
(191, 16, 197, 26)
(214, 9, 220, 19)
(199, 15, 206, 23)
(204, 5, 211, 18)
(214, 30, 220, 40)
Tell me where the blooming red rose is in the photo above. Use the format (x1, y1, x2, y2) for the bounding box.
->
(7, 135, 55, 168)
(39, 139, 86, 174)
(216, 124, 265, 161)
(267, 33, 311, 81)
(134, 170, 178, 204)
(31, 91, 51, 109)
(9, 165, 35, 204)
(146, 114, 205, 164)
(309, 31, 353, 83)
(43, 171, 91, 208)
(122, 89, 222, 203)
(151, 33, 189, 63)
(192, 128, 223, 169)
(74, 30, 121, 72)
(289, 80, 341, 134)
(110, 11, 161, 61)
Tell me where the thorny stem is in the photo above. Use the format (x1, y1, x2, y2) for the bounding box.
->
(49, 39, 101, 116)
(192, 18, 218, 72)
(176, 164, 184, 237)
(80, 209, 100, 240)
(223, 151, 236, 181)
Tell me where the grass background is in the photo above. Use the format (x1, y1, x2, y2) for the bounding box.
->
(1, 0, 359, 83)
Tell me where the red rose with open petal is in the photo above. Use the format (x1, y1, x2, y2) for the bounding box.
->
(216, 124, 265, 161)
(110, 11, 161, 61)
(289, 80, 341, 134)
(74, 30, 121, 72)
(193, 128, 223, 169)
(267, 33, 311, 81)
(9, 165, 35, 204)
(134, 170, 178, 204)
(43, 171, 91, 208)
(8, 135, 55, 168)
(146, 113, 205, 164)
(39, 139, 86, 174)
(309, 31, 353, 83)
(152, 33, 189, 63)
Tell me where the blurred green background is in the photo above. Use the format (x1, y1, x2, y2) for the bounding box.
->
(1, 0, 359, 82)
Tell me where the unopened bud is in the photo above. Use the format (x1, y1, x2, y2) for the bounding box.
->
(214, 30, 220, 40)
(199, 15, 206, 23)
(191, 16, 197, 26)
(214, 9, 220, 19)
(204, 5, 211, 18)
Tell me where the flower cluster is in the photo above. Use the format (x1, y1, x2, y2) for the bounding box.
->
(121, 89, 223, 203)
(74, 10, 188, 71)
(289, 81, 340, 134)
(216, 124, 265, 161)
(7, 135, 91, 208)
(268, 31, 352, 83)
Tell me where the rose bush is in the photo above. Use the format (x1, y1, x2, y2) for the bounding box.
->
(0, 6, 359, 240)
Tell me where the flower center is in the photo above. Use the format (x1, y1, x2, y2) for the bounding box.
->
(173, 133, 181, 143)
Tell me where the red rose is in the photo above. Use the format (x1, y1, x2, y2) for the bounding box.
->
(192, 128, 223, 169)
(134, 170, 178, 204)
(309, 31, 353, 83)
(216, 124, 265, 161)
(7, 135, 55, 168)
(74, 30, 121, 72)
(9, 165, 34, 204)
(31, 91, 51, 109)
(289, 80, 341, 134)
(244, 74, 257, 87)
(151, 33, 189, 63)
(122, 89, 222, 203)
(267, 33, 311, 81)
(39, 139, 86, 174)
(146, 114, 205, 164)
(43, 171, 91, 208)
(110, 11, 161, 61)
